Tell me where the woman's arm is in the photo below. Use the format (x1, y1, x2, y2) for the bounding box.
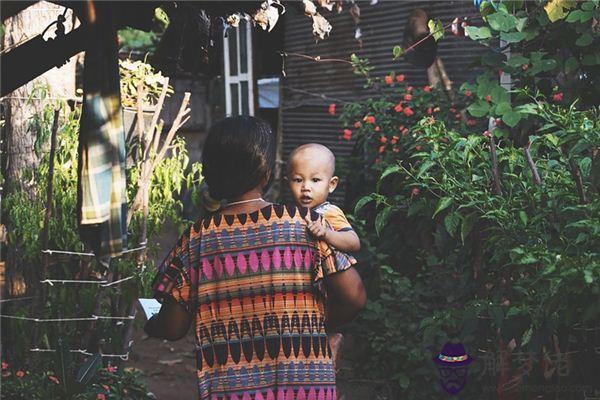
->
(325, 267, 367, 330)
(144, 296, 192, 341)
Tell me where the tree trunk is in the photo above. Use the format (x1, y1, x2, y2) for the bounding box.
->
(2, 1, 78, 192)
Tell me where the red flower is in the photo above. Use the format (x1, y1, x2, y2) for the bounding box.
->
(411, 187, 421, 197)
(552, 92, 563, 102)
(354, 121, 362, 128)
(101, 384, 110, 392)
(328, 103, 336, 116)
(485, 95, 491, 102)
(342, 129, 352, 140)
(396, 74, 405, 82)
(406, 86, 414, 93)
(454, 113, 462, 121)
(107, 365, 117, 373)
(48, 375, 60, 384)
(384, 75, 394, 85)
(403, 107, 414, 117)
(465, 90, 472, 97)
(374, 126, 380, 132)
(401, 127, 409, 135)
(415, 145, 422, 151)
(467, 118, 476, 126)
(426, 107, 433, 115)
(483, 130, 493, 138)
(404, 94, 412, 101)
(391, 135, 399, 145)
(449, 107, 457, 113)
(423, 85, 431, 92)
(97, 394, 106, 400)
(380, 136, 388, 144)
(1, 362, 7, 370)
(16, 370, 25, 378)
(521, 64, 529, 71)
(394, 103, 403, 113)
(364, 115, 376, 124)
(378, 145, 386, 154)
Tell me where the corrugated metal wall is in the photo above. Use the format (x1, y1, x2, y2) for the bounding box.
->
(280, 0, 488, 203)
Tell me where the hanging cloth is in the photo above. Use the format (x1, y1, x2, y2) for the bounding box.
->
(77, 1, 127, 267)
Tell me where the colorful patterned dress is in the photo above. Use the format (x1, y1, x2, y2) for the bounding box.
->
(152, 204, 352, 399)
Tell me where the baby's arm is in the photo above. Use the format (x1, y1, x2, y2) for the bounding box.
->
(306, 219, 361, 252)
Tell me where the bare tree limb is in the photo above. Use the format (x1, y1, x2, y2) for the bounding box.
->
(524, 145, 542, 185)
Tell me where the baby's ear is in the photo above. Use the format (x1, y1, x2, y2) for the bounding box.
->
(329, 176, 339, 193)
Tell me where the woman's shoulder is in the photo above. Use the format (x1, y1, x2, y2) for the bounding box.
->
(196, 203, 317, 231)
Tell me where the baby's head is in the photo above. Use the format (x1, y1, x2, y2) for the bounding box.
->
(287, 143, 338, 209)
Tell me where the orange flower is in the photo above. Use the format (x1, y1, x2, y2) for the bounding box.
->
(485, 95, 491, 102)
(483, 130, 493, 138)
(465, 90, 472, 97)
(97, 394, 106, 400)
(384, 75, 394, 85)
(328, 103, 336, 115)
(354, 121, 361, 128)
(1, 362, 7, 370)
(552, 92, 563, 102)
(391, 135, 399, 145)
(380, 136, 388, 143)
(406, 86, 414, 92)
(403, 107, 414, 117)
(394, 103, 403, 113)
(426, 107, 433, 115)
(16, 370, 25, 378)
(415, 145, 422, 151)
(396, 74, 405, 82)
(374, 126, 380, 132)
(423, 85, 431, 92)
(107, 365, 117, 373)
(378, 145, 386, 154)
(364, 115, 376, 124)
(411, 187, 420, 197)
(404, 94, 412, 101)
(342, 129, 352, 140)
(48, 375, 60, 384)
(521, 64, 529, 71)
(401, 127, 409, 135)
(101, 384, 110, 392)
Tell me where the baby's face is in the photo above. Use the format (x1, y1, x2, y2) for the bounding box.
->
(287, 151, 338, 209)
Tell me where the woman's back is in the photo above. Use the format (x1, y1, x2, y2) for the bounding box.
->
(153, 204, 338, 399)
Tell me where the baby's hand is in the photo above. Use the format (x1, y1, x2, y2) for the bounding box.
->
(305, 215, 328, 240)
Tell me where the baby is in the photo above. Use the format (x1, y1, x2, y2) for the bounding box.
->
(287, 143, 360, 253)
(287, 143, 361, 369)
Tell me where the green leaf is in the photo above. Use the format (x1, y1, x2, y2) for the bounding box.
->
(461, 213, 477, 243)
(540, 59, 558, 71)
(519, 210, 528, 226)
(500, 31, 526, 43)
(444, 212, 460, 237)
(354, 195, 375, 214)
(502, 110, 522, 127)
(487, 12, 518, 31)
(584, 269, 594, 284)
(507, 55, 529, 67)
(495, 102, 512, 115)
(76, 353, 102, 385)
(576, 33, 593, 46)
(427, 19, 444, 41)
(392, 45, 403, 59)
(564, 56, 579, 73)
(375, 206, 393, 236)
(565, 10, 584, 22)
(522, 327, 533, 346)
(465, 26, 492, 40)
(416, 160, 435, 178)
(491, 85, 510, 103)
(582, 52, 600, 66)
(581, 1, 595, 11)
(55, 338, 72, 395)
(467, 100, 490, 117)
(380, 164, 401, 181)
(433, 197, 453, 218)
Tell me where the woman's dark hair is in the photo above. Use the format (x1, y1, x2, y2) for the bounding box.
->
(201, 116, 276, 200)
